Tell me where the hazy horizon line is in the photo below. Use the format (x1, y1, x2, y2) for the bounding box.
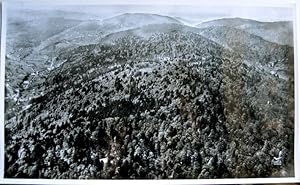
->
(8, 8, 294, 26)
(6, 1, 294, 23)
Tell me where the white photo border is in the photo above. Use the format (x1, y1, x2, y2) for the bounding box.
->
(0, 0, 299, 184)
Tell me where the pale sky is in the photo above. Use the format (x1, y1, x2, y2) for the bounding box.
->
(6, 0, 295, 22)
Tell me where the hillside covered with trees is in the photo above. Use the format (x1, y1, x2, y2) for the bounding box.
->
(4, 11, 294, 179)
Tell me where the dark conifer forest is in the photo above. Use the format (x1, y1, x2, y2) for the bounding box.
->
(4, 10, 294, 179)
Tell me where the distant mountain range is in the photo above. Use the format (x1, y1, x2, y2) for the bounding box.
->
(5, 12, 294, 98)
(7, 13, 293, 58)
(197, 17, 293, 46)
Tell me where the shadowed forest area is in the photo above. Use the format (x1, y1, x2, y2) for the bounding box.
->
(4, 7, 294, 179)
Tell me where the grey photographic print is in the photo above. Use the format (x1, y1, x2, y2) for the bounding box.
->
(4, 0, 295, 179)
